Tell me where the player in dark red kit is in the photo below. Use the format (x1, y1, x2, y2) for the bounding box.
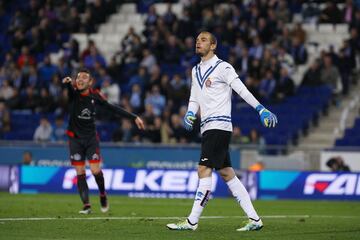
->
(62, 69, 145, 214)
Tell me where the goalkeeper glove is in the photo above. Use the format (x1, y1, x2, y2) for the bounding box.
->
(256, 104, 278, 128)
(184, 111, 196, 131)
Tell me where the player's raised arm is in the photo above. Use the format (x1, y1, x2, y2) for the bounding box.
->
(62, 76, 76, 99)
(94, 91, 145, 130)
(225, 65, 278, 128)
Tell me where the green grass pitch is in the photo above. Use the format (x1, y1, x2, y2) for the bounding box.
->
(0, 192, 359, 240)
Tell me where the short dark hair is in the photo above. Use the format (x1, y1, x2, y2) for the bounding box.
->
(78, 68, 91, 76)
(77, 68, 93, 81)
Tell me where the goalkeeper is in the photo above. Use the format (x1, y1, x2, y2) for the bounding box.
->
(167, 32, 277, 232)
(62, 69, 145, 214)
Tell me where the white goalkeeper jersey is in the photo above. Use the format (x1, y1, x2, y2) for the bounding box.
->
(187, 55, 260, 134)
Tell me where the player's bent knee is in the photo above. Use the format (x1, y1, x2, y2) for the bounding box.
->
(90, 164, 101, 175)
(198, 165, 212, 178)
(218, 167, 236, 181)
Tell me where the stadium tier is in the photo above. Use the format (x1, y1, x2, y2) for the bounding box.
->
(335, 118, 360, 146)
(0, 0, 358, 150)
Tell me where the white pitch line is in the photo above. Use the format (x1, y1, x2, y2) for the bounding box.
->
(0, 215, 360, 221)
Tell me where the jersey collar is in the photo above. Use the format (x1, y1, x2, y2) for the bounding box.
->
(195, 55, 223, 89)
(199, 55, 219, 67)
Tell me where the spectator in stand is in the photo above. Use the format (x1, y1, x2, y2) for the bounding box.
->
(49, 74, 62, 101)
(163, 3, 177, 27)
(38, 55, 59, 87)
(321, 54, 342, 95)
(145, 85, 166, 116)
(51, 116, 67, 143)
(169, 113, 187, 143)
(37, 87, 55, 113)
(258, 69, 276, 101)
(337, 49, 352, 95)
(231, 126, 249, 144)
(112, 119, 134, 143)
(302, 2, 320, 23)
(168, 74, 188, 110)
(81, 6, 96, 33)
(319, 1, 342, 24)
(302, 60, 322, 86)
(350, 9, 360, 33)
(144, 116, 162, 143)
(143, 103, 156, 127)
(343, 0, 357, 24)
(277, 46, 295, 75)
(248, 128, 266, 153)
(163, 35, 183, 64)
(12, 30, 29, 53)
(66, 7, 81, 32)
(291, 22, 307, 44)
(84, 46, 106, 69)
(0, 102, 11, 137)
(249, 36, 264, 60)
(145, 4, 159, 28)
(326, 156, 351, 172)
(277, 27, 292, 52)
(238, 47, 252, 79)
(81, 39, 97, 61)
(33, 117, 53, 142)
(275, 67, 295, 102)
(181, 36, 198, 68)
(128, 66, 148, 91)
(21, 86, 40, 112)
(17, 46, 35, 70)
(22, 151, 33, 165)
(290, 36, 308, 65)
(146, 64, 162, 90)
(101, 77, 120, 105)
(129, 84, 143, 113)
(0, 80, 15, 101)
(140, 48, 157, 74)
(275, 0, 291, 23)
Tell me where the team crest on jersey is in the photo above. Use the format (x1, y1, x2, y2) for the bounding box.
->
(78, 108, 91, 119)
(72, 153, 81, 161)
(92, 153, 99, 160)
(205, 78, 212, 87)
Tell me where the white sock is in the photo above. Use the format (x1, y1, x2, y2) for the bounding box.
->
(226, 176, 260, 221)
(187, 177, 212, 224)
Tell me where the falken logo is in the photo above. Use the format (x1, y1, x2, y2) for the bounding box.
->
(304, 173, 360, 196)
(78, 108, 92, 119)
(62, 169, 218, 193)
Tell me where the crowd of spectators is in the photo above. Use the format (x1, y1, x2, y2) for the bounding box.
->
(0, 0, 359, 146)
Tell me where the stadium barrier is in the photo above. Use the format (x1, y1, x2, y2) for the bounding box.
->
(257, 170, 360, 201)
(2, 165, 359, 200)
(18, 166, 231, 198)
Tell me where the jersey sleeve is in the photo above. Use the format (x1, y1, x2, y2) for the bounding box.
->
(222, 64, 239, 85)
(64, 82, 76, 100)
(223, 63, 260, 109)
(94, 90, 138, 120)
(187, 68, 200, 114)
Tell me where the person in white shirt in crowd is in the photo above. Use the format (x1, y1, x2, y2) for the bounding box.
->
(33, 117, 53, 142)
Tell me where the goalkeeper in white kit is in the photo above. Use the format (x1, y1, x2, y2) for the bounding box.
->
(166, 31, 277, 231)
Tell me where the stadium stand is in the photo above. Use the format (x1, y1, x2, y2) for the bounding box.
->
(0, 0, 358, 150)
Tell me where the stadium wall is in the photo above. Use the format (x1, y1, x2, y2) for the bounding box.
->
(0, 145, 241, 169)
